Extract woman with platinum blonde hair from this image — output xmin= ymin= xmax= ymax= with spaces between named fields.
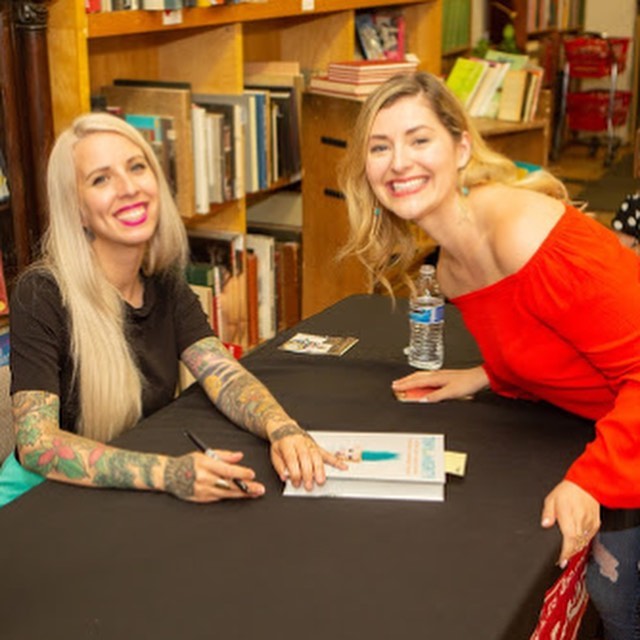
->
xmin=4 ymin=112 xmax=343 ymax=507
xmin=340 ymin=71 xmax=640 ymax=640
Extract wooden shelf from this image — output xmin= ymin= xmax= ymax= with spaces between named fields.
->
xmin=88 ymin=0 xmax=428 ymax=38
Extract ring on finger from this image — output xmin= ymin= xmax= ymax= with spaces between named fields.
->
xmin=214 ymin=478 xmax=231 ymax=490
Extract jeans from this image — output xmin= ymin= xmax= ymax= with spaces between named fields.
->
xmin=586 ymin=526 xmax=640 ymax=640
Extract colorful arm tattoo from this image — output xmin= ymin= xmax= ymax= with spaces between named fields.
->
xmin=12 ymin=390 xmax=168 ymax=492
xmin=182 ymin=337 xmax=306 ymax=440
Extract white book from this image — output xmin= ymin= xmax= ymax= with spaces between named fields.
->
xmin=190 ymin=104 xmax=209 ymax=214
xmin=205 ymin=112 xmax=224 ymax=204
xmin=245 ymin=233 xmax=276 ymax=341
xmin=284 ymin=431 xmax=446 ymax=502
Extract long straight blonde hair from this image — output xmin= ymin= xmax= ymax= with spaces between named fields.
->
xmin=40 ymin=112 xmax=189 ymax=441
xmin=339 ymin=72 xmax=568 ymax=295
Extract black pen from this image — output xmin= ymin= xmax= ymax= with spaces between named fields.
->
xmin=183 ymin=430 xmax=250 ymax=493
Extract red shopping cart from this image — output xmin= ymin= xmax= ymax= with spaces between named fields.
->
xmin=552 ymin=33 xmax=631 ymax=166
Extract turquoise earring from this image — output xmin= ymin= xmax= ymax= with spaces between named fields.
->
xmin=373 ymin=206 xmax=381 ymax=216
xmin=461 ymin=186 xmax=470 ymax=197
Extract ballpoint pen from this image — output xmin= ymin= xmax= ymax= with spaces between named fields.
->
xmin=183 ymin=430 xmax=250 ymax=493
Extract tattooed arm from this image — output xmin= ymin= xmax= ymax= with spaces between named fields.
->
xmin=11 ymin=390 xmax=263 ymax=502
xmin=181 ymin=337 xmax=346 ymax=490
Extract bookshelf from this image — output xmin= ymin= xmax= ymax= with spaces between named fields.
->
xmin=46 ymin=0 xmax=442 ymax=321
xmin=488 ymin=0 xmax=584 ymax=53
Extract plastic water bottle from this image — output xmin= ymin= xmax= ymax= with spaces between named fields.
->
xmin=408 ymin=264 xmax=444 ymax=370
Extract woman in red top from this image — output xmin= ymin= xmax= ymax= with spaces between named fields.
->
xmin=340 ymin=71 xmax=640 ymax=640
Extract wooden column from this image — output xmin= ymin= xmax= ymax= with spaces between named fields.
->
xmin=0 ymin=0 xmax=53 ymax=271
xmin=14 ymin=0 xmax=53 ymax=236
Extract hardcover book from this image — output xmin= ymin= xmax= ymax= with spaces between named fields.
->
xmin=284 ymin=431 xmax=446 ymax=501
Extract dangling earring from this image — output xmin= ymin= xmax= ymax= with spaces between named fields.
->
xmin=373 ymin=205 xmax=382 ymax=217
xmin=83 ymin=226 xmax=96 ymax=242
xmin=457 ymin=178 xmax=469 ymax=219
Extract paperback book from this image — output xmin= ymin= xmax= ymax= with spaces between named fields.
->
xmin=284 ymin=431 xmax=446 ymax=501
xmin=278 ymin=333 xmax=358 ymax=356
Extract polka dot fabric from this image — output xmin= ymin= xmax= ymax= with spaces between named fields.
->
xmin=612 ymin=193 xmax=640 ymax=239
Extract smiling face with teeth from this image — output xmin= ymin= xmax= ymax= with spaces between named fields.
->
xmin=365 ymin=94 xmax=470 ymax=229
xmin=75 ymin=131 xmax=160 ymax=263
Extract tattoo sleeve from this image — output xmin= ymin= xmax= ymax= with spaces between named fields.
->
xmin=12 ymin=390 xmax=165 ymax=492
xmin=181 ymin=336 xmax=300 ymax=440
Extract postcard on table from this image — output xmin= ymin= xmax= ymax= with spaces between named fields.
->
xmin=278 ymin=332 xmax=358 ymax=356
xmin=284 ymin=431 xmax=445 ymax=501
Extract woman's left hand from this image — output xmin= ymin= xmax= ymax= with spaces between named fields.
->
xmin=267 ymin=423 xmax=348 ymax=491
xmin=541 ymin=479 xmax=601 ymax=568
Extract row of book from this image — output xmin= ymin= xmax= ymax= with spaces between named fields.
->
xmin=445 ymin=50 xmax=544 ymax=123
xmin=183 ymin=218 xmax=302 ymax=355
xmin=100 ymin=62 xmax=303 ymax=219
xmin=526 ymin=0 xmax=583 ymax=33
xmin=441 ymin=0 xmax=472 ymax=55
xmin=86 ymin=0 xmax=261 ymax=13
xmin=308 ymin=58 xmax=420 ymax=100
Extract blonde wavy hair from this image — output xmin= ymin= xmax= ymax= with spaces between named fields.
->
xmin=38 ymin=111 xmax=189 ymax=442
xmin=339 ymin=71 xmax=568 ymax=295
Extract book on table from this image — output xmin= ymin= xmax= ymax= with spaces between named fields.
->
xmin=278 ymin=333 xmax=357 ymax=356
xmin=283 ymin=431 xmax=446 ymax=501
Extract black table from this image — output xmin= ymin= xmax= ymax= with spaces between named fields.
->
xmin=0 ymin=295 xmax=596 ymax=640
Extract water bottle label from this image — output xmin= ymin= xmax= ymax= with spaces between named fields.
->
xmin=409 ymin=303 xmax=444 ymax=324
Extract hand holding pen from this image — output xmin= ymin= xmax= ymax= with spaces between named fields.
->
xmin=184 ymin=430 xmax=264 ymax=498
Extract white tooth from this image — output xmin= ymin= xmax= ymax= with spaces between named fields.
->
xmin=392 ymin=178 xmax=423 ymax=193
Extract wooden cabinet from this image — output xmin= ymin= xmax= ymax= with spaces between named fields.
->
xmin=46 ymin=0 xmax=442 ymax=314
xmin=300 ymin=94 xmax=369 ymax=318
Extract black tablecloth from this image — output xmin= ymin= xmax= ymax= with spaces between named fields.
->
xmin=0 ymin=295 xmax=595 ymax=640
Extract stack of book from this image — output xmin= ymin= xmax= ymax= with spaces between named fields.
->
xmin=308 ymin=59 xmax=419 ymax=99
xmin=445 ymin=50 xmax=544 ymax=123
